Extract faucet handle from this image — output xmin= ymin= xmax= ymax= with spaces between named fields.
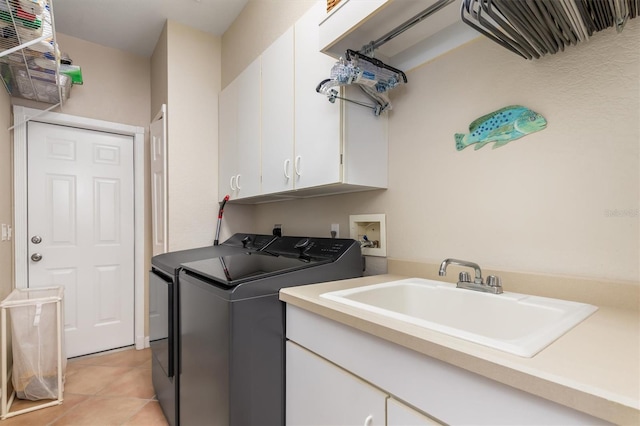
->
xmin=459 ymin=271 xmax=471 ymax=283
xmin=486 ymin=275 xmax=502 ymax=288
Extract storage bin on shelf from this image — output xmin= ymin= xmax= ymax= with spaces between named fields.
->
xmin=0 ymin=286 xmax=65 ymax=419
xmin=327 ymin=0 xmax=341 ymax=12
xmin=0 ymin=0 xmax=80 ymax=104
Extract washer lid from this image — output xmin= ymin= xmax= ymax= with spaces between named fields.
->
xmin=180 ymin=251 xmax=331 ymax=287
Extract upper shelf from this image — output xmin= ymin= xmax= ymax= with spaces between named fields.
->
xmin=0 ymin=0 xmax=73 ymax=104
xmin=319 ymin=0 xmax=480 ymax=71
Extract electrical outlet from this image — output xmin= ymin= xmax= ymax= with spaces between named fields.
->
xmin=330 ymin=223 xmax=339 ymax=238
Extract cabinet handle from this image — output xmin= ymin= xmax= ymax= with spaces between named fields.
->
xmin=294 ymin=156 xmax=302 ymax=177
xmin=363 ymin=415 xmax=373 ymax=426
xmin=230 ymin=175 xmax=236 ymax=191
xmin=284 ymin=159 xmax=291 ymax=179
xmin=236 ymin=174 xmax=242 ymax=189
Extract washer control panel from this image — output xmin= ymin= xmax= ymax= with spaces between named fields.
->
xmin=222 ymin=233 xmax=277 ymax=251
xmin=265 ymin=236 xmax=356 ymax=259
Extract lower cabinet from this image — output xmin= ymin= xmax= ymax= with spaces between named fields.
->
xmin=387 ymin=398 xmax=441 ymax=426
xmin=285 ymin=305 xmax=610 ymax=426
xmin=286 ymin=341 xmax=439 ymax=426
xmin=286 ymin=341 xmax=386 ymax=426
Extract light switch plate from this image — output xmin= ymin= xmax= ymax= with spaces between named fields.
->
xmin=1 ymin=224 xmax=7 ymax=241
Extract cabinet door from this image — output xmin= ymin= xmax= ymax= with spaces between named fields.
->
xmin=387 ymin=398 xmax=443 ymax=426
xmin=218 ymin=78 xmax=238 ymax=199
xmin=235 ymin=57 xmax=262 ymax=198
xmin=261 ymin=27 xmax=295 ymax=195
xmin=294 ymin=1 xmax=342 ymax=190
xmin=286 ymin=341 xmax=386 ymax=426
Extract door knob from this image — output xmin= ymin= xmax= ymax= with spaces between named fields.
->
xmin=31 ymin=235 xmax=42 ymax=244
xmin=31 ymin=253 xmax=43 ymax=262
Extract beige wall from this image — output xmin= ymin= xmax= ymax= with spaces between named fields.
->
xmin=382 ymin=26 xmax=639 ymax=281
xmin=222 ymin=7 xmax=639 ymax=282
xmin=0 ymin=87 xmax=12 ymax=301
xmin=165 ymin=21 xmax=221 ymax=250
xmin=50 ymin=34 xmax=151 ymax=127
xmin=222 ymin=0 xmax=315 ymax=88
xmin=151 ymin=23 xmax=168 ymax=120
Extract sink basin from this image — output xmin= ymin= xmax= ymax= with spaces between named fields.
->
xmin=320 ymin=278 xmax=598 ymax=357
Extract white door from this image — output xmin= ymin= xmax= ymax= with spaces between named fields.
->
xmin=27 ymin=121 xmax=135 ymax=358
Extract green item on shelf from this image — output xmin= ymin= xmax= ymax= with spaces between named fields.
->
xmin=0 ymin=10 xmax=41 ymax=29
xmin=60 ymin=64 xmax=83 ymax=85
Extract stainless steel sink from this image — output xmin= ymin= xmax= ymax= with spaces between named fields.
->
xmin=320 ymin=278 xmax=598 ymax=357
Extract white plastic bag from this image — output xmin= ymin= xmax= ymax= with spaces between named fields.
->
xmin=2 ymin=287 xmax=66 ymax=401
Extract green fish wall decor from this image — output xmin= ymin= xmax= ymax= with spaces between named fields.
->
xmin=455 ymin=105 xmax=547 ymax=151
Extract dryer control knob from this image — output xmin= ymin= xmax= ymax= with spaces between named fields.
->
xmin=294 ymin=238 xmax=310 ymax=250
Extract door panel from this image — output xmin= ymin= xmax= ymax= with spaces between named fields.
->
xmin=48 ymin=174 xmax=76 ymax=244
xmin=27 ymin=121 xmax=135 ymax=357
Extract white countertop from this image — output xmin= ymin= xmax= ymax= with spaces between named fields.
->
xmin=280 ymin=273 xmax=640 ymax=425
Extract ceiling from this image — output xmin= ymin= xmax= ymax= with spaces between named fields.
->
xmin=52 ymin=0 xmax=250 ymax=57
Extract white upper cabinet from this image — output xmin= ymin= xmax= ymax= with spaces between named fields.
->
xmin=261 ymin=27 xmax=295 ymax=195
xmin=218 ymin=77 xmax=238 ymax=199
xmin=219 ymin=1 xmax=389 ymax=203
xmin=235 ymin=57 xmax=262 ymax=199
xmin=319 ymin=0 xmax=480 ymax=71
xmin=219 ymin=57 xmax=262 ymax=200
xmin=291 ymin=1 xmax=388 ymax=196
xmin=293 ymin=1 xmax=343 ymax=191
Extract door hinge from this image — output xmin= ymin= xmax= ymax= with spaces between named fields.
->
xmin=340 ymin=154 xmax=343 ymax=165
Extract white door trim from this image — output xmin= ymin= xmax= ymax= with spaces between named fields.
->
xmin=150 ymin=104 xmax=168 ymax=256
xmin=13 ymin=106 xmax=147 ymax=351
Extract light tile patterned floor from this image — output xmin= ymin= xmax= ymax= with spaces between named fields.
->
xmin=3 ymin=347 xmax=169 ymax=426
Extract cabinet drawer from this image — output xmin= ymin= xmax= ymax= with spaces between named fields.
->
xmin=387 ymin=398 xmax=442 ymax=426
xmin=286 ymin=341 xmax=386 ymax=426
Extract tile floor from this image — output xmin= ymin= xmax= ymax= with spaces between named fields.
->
xmin=3 ymin=347 xmax=169 ymax=426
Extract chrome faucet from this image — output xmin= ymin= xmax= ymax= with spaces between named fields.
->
xmin=438 ymin=258 xmax=503 ymax=294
